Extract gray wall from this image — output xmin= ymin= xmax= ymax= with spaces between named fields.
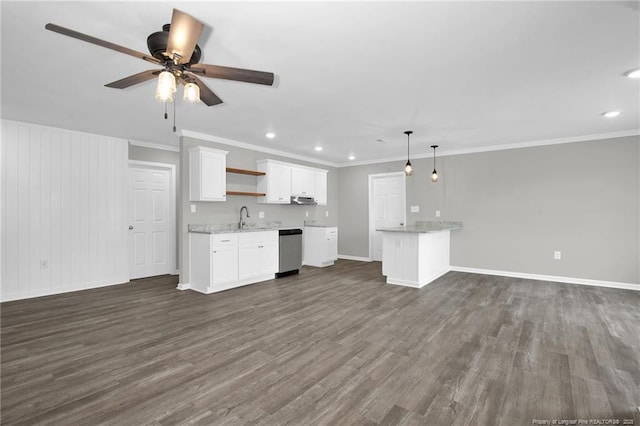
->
xmin=179 ymin=136 xmax=338 ymax=284
xmin=338 ymin=136 xmax=640 ymax=285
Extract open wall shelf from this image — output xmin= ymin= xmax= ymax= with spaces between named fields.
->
xmin=226 ymin=191 xmax=266 ymax=197
xmin=225 ymin=166 xmax=266 ymax=197
xmin=226 ymin=167 xmax=265 ymax=176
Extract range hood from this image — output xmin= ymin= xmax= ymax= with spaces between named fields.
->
xmin=290 ymin=196 xmax=317 ymax=205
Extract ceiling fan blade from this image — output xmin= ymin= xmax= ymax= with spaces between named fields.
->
xmin=165 ymin=9 xmax=203 ymax=64
xmin=186 ymin=75 xmax=223 ymax=106
xmin=105 ymin=70 xmax=160 ymax=89
xmin=45 ymin=23 xmax=161 ymax=65
xmin=189 ymin=64 xmax=274 ymax=86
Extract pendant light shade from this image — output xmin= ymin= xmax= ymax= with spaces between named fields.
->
xmin=155 ymin=70 xmax=177 ymax=102
xmin=404 ymin=130 xmax=414 ymax=176
xmin=183 ymin=82 xmax=201 ymax=103
xmin=431 ymin=145 xmax=439 ymax=182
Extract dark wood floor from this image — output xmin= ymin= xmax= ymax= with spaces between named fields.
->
xmin=1 ymin=260 xmax=639 ymax=425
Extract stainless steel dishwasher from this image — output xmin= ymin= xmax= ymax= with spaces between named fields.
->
xmin=276 ymin=228 xmax=302 ymax=277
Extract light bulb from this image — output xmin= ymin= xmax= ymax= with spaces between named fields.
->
xmin=155 ymin=71 xmax=176 ymax=102
xmin=405 ymin=161 xmax=413 ymax=176
xmin=431 ymin=170 xmax=438 ymax=182
xmin=625 ymin=69 xmax=640 ymax=79
xmin=183 ymin=82 xmax=200 ymax=103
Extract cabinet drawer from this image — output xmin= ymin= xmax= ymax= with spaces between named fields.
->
xmin=239 ymin=230 xmax=278 ymax=245
xmin=210 ymin=233 xmax=238 ymax=246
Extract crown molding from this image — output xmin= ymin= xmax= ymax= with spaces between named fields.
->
xmin=336 ymin=129 xmax=640 ymax=168
xmin=179 ymin=129 xmax=339 ymax=168
xmin=128 ymin=139 xmax=180 ymax=152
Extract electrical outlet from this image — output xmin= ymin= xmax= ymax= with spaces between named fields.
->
xmin=436 ymin=210 xmax=441 ymax=217
xmin=259 ymin=211 xmax=265 ymax=219
xmin=554 ymin=251 xmax=561 ymax=260
xmin=325 ymin=211 xmax=329 ymax=217
xmin=411 ymin=205 xmax=419 ymax=213
xmin=190 ymin=204 xmax=196 ymax=213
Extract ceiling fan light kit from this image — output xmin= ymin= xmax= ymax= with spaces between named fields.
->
xmin=183 ymin=82 xmax=200 ymax=103
xmin=155 ymin=70 xmax=177 ymax=102
xmin=45 ymin=8 xmax=275 ymax=130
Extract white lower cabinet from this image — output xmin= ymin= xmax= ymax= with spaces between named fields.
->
xmin=303 ymin=226 xmax=338 ymax=267
xmin=211 ymin=243 xmax=239 ymax=287
xmin=238 ymin=231 xmax=279 ymax=281
xmin=189 ymin=231 xmax=278 ymax=294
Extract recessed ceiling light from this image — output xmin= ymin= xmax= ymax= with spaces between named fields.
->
xmin=265 ymin=132 xmax=275 ymax=139
xmin=348 ymin=155 xmax=356 ymax=160
xmin=314 ymin=146 xmax=323 ymax=151
xmin=602 ymin=111 xmax=621 ymax=118
xmin=624 ymin=69 xmax=640 ymax=79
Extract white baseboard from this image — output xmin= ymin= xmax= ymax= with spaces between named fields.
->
xmin=0 ymin=277 xmax=131 ymax=302
xmin=337 ymin=255 xmax=373 ymax=262
xmin=176 ymin=283 xmax=191 ymax=291
xmin=450 ymin=266 xmax=639 ymax=291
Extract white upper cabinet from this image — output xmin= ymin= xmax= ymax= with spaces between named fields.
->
xmin=291 ymin=167 xmax=316 ymax=197
xmin=189 ymin=146 xmax=228 ymax=202
xmin=314 ymin=170 xmax=328 ymax=206
xmin=257 ymin=159 xmax=328 ymax=205
xmin=257 ymin=160 xmax=292 ymax=204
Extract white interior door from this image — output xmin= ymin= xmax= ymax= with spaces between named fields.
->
xmin=129 ymin=165 xmax=173 ymax=279
xmin=369 ymin=173 xmax=406 ymax=261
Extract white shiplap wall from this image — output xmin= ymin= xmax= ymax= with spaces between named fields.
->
xmin=1 ymin=120 xmax=129 ymax=301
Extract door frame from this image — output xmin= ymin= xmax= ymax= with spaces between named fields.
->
xmin=368 ymin=172 xmax=406 ymax=261
xmin=128 ymin=160 xmax=177 ymax=277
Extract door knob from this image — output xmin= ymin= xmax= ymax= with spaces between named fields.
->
xmin=128 ymin=225 xmax=134 ymax=230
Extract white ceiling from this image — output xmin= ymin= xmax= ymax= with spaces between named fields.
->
xmin=1 ymin=1 xmax=639 ymax=166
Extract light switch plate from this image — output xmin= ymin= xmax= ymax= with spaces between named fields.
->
xmin=554 ymin=251 xmax=562 ymax=260
xmin=325 ymin=211 xmax=329 ymax=217
xmin=411 ymin=205 xmax=419 ymax=213
xmin=305 ymin=211 xmax=309 ymax=217
xmin=191 ymin=204 xmax=196 ymax=213
xmin=435 ymin=210 xmax=441 ymax=217
xmin=259 ymin=211 xmax=265 ymax=219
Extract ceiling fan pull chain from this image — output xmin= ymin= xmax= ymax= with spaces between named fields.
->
xmin=173 ymin=99 xmax=177 ymax=133
xmin=164 ymin=101 xmax=168 ymax=120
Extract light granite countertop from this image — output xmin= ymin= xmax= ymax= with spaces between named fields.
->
xmin=189 ymin=222 xmax=283 ymax=234
xmin=303 ymin=220 xmax=337 ymax=228
xmin=376 ymin=221 xmax=462 ymax=233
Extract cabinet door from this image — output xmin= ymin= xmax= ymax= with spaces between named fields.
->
xmin=326 ymin=228 xmax=338 ymax=261
xmin=238 ymin=243 xmax=261 ymax=280
xmin=259 ymin=241 xmax=279 ymax=275
xmin=211 ymin=244 xmax=238 ymax=285
xmin=314 ymin=171 xmax=327 ymax=205
xmin=190 ymin=147 xmax=227 ymax=202
xmin=268 ymin=163 xmax=292 ymax=203
xmin=291 ymin=168 xmax=315 ymax=197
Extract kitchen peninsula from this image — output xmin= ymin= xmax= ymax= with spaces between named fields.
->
xmin=377 ymin=221 xmax=462 ymax=288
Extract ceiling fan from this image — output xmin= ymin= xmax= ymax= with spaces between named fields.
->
xmin=45 ymin=9 xmax=275 ymax=106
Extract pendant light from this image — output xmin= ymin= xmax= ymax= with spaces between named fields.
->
xmin=431 ymin=145 xmax=439 ymax=182
xmin=404 ymin=130 xmax=414 ymax=176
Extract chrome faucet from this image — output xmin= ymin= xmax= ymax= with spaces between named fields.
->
xmin=239 ymin=206 xmax=250 ymax=229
